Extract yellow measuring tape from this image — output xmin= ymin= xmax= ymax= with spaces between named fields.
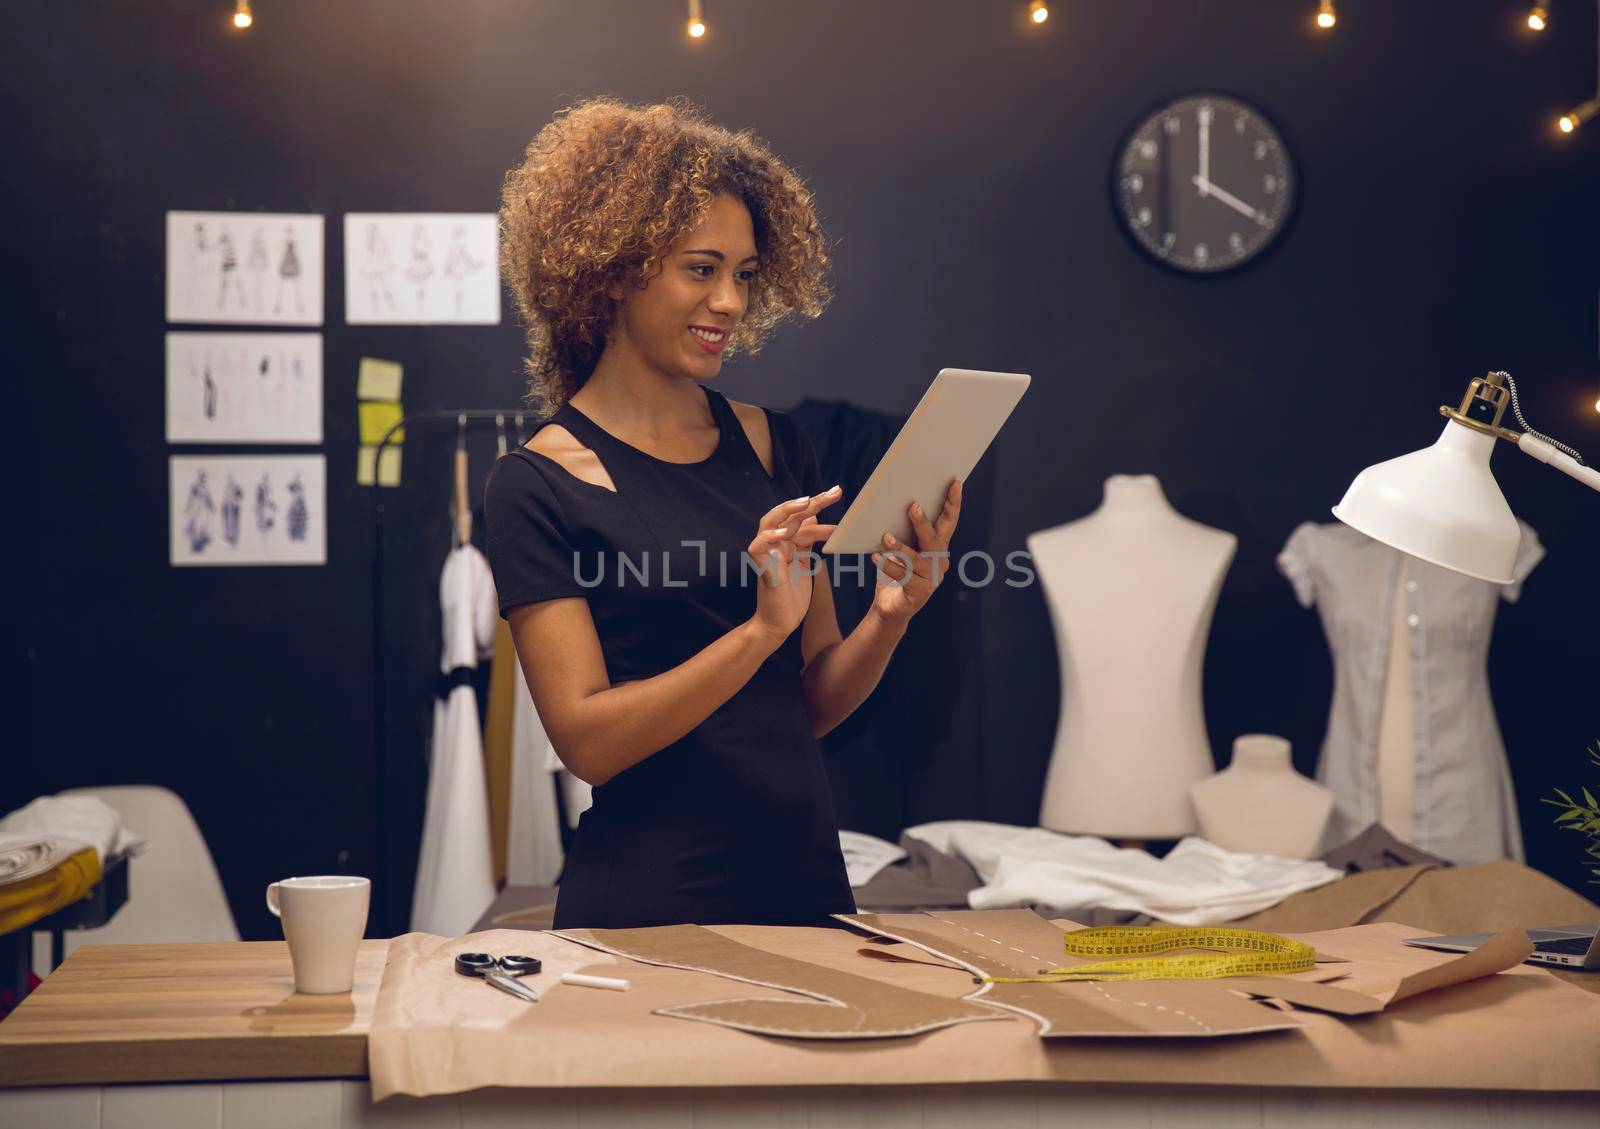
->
xmin=980 ymin=925 xmax=1315 ymax=984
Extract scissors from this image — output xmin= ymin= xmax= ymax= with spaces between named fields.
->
xmin=454 ymin=952 xmax=543 ymax=1003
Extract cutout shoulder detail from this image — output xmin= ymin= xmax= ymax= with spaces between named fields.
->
xmin=524 ymin=423 xmax=618 ymax=493
xmin=728 ymin=399 xmax=776 ymax=479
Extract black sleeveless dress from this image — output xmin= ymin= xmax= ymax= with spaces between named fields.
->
xmin=482 ymin=383 xmax=856 ymax=929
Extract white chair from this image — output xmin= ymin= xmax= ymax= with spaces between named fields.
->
xmin=32 ymin=785 xmax=238 ymax=978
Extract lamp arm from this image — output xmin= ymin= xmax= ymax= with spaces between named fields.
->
xmin=1518 ymin=433 xmax=1600 ymax=494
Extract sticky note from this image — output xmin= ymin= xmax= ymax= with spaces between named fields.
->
xmin=357 ymin=357 xmax=404 ymax=401
xmin=357 ymin=445 xmax=402 ymax=487
xmin=359 ymin=400 xmax=404 ymax=445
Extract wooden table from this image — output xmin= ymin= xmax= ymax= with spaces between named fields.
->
xmin=1 ymin=937 xmax=1596 ymax=1129
xmin=0 ymin=939 xmax=384 ymax=1087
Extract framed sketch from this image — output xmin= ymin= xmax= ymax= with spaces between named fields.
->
xmin=344 ymin=213 xmax=500 ymax=325
xmin=170 ymin=454 xmax=326 ymax=566
xmin=165 ymin=333 xmax=322 ymax=443
xmin=166 ymin=211 xmax=324 ymax=325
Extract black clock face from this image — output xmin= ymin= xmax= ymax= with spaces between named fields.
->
xmin=1113 ymin=94 xmax=1295 ymax=274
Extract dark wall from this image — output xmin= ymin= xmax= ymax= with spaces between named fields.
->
xmin=11 ymin=1 xmax=1599 ymax=939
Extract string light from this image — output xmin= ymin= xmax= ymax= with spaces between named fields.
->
xmin=1556 ymin=4 xmax=1599 ymax=136
xmin=686 ymin=0 xmax=706 ymax=40
xmin=1528 ymin=6 xmax=1549 ymax=31
xmin=1316 ymin=1 xmax=1336 ymax=30
xmin=233 ymin=0 xmax=252 ymax=29
xmin=1559 ymin=98 xmax=1598 ymax=132
xmin=1029 ymin=1 xmax=1050 ymax=24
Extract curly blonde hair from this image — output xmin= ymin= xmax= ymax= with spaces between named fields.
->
xmin=499 ymin=97 xmax=832 ymax=415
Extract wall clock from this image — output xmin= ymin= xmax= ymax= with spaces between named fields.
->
xmin=1112 ymin=93 xmax=1296 ymax=274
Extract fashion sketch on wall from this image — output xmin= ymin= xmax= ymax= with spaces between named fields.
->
xmin=343 ymin=213 xmax=500 ymax=325
xmin=165 ymin=333 xmax=323 ymax=444
xmin=170 ymin=455 xmax=326 ymax=566
xmin=165 ymin=211 xmax=325 ymax=326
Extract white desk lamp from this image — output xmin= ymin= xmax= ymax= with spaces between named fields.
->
xmin=1333 ymin=371 xmax=1600 ymax=582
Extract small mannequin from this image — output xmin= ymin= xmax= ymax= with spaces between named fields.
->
xmin=1029 ymin=474 xmax=1236 ymax=838
xmin=1191 ymin=734 xmax=1333 ymax=859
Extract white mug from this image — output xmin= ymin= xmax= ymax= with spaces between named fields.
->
xmin=265 ymin=875 xmax=370 ymax=994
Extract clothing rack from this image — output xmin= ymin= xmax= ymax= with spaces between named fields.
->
xmin=369 ymin=407 xmax=533 ymax=934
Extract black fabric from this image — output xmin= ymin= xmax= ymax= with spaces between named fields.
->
xmin=433 ymin=665 xmax=476 ymax=701
xmin=482 ymin=384 xmax=854 ymax=929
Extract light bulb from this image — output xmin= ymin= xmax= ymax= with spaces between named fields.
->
xmin=233 ymin=0 xmax=252 ymax=28
xmin=1029 ymin=1 xmax=1049 ymax=23
xmin=1527 ymin=6 xmax=1548 ymax=31
xmin=1316 ymin=1 xmax=1336 ymax=29
xmin=1593 ymin=396 xmax=1600 ymax=413
xmin=687 ymin=19 xmax=706 ymax=37
xmin=1558 ymin=99 xmax=1599 ymax=135
xmin=686 ymin=0 xmax=705 ymax=40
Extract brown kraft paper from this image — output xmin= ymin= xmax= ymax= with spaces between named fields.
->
xmin=368 ymin=914 xmax=1600 ymax=1099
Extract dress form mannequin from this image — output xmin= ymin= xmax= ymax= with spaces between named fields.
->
xmin=1375 ymin=561 xmax=1415 ymax=841
xmin=1275 ymin=520 xmax=1542 ymax=864
xmin=1191 ymin=735 xmax=1334 ymax=859
xmin=1029 ymin=475 xmax=1236 ymax=838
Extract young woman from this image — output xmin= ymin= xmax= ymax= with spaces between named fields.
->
xmin=485 ymin=98 xmax=962 ymax=929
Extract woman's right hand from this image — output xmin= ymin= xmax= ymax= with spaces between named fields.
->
xmin=746 ymin=486 xmax=842 ymax=644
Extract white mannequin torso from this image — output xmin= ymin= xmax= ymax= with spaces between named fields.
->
xmin=1191 ymin=734 xmax=1334 ymax=859
xmin=1028 ymin=475 xmax=1236 ymax=838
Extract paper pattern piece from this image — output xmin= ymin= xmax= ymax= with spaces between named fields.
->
xmin=166 ymin=211 xmax=324 ymax=325
xmin=345 ymin=213 xmax=500 ymax=324
xmin=553 ymin=923 xmax=1003 ymax=1039
xmin=841 ymin=910 xmax=1303 ymax=1039
xmin=170 ymin=454 xmax=326 ymax=566
xmin=1282 ymin=922 xmax=1535 ymax=1006
xmin=840 ymin=910 xmax=1542 ymax=1038
xmin=165 ymin=333 xmax=322 ymax=443
xmin=358 ymin=446 xmax=402 ymax=487
xmin=357 ymin=357 xmax=404 ymax=401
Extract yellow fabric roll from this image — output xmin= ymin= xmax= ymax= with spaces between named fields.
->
xmin=483 ymin=618 xmax=518 ymax=887
xmin=0 ymin=846 xmax=103 ymax=935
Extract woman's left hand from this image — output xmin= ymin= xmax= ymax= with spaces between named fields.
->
xmin=871 ymin=478 xmax=962 ymax=627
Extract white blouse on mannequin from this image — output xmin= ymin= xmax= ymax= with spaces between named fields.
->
xmin=1276 ymin=520 xmax=1543 ymax=865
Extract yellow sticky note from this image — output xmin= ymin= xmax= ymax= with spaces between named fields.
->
xmin=358 ymin=357 xmax=404 ymax=401
xmin=357 ymin=445 xmax=403 ymax=487
xmin=359 ymin=401 xmax=404 ymax=445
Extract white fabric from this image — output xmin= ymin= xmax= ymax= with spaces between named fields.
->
xmin=536 ymin=727 xmax=593 ymax=832
xmin=838 ymin=830 xmax=909 ymax=888
xmin=904 ymin=820 xmax=1342 ymax=927
xmin=411 ymin=545 xmax=498 ymax=937
xmin=0 ymin=835 xmax=79 ymax=885
xmin=0 ymin=795 xmax=148 ymax=874
xmin=559 ymin=762 xmax=593 ymax=830
xmin=506 ymin=655 xmax=563 ymax=886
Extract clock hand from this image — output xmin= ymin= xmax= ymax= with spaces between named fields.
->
xmin=1198 ymin=108 xmax=1210 ymax=196
xmin=1190 ymin=175 xmax=1257 ymax=219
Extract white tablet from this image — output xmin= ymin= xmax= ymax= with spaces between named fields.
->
xmin=821 ymin=368 xmax=1031 ymax=555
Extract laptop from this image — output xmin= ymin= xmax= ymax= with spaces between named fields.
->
xmin=1402 ymin=923 xmax=1600 ymax=970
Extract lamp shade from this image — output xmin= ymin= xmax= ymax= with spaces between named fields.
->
xmin=1332 ymin=420 xmax=1520 ymax=584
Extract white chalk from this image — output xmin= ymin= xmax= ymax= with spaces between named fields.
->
xmin=560 ymin=972 xmax=631 ymax=992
